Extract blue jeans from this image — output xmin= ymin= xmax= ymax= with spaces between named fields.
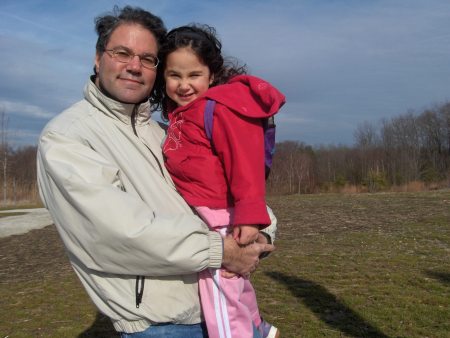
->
xmin=120 ymin=323 xmax=208 ymax=338
xmin=120 ymin=322 xmax=262 ymax=338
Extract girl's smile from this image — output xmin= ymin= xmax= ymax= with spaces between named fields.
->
xmin=164 ymin=47 xmax=213 ymax=107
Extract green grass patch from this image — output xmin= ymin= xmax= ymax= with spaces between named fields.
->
xmin=1 ymin=191 xmax=449 ymax=337
xmin=256 ymin=191 xmax=450 ymax=337
xmin=0 ymin=212 xmax=28 ymax=218
xmin=0 ymin=204 xmax=44 ymax=218
xmin=0 ymin=203 xmax=43 ymax=211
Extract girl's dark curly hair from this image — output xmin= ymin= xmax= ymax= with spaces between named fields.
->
xmin=153 ymin=24 xmax=247 ymax=120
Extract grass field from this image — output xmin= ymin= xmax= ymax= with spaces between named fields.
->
xmin=1 ymin=190 xmax=449 ymax=337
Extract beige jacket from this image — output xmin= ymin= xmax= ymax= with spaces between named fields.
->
xmin=37 ymin=79 xmax=223 ymax=333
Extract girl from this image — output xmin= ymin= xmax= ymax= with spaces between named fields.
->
xmin=157 ymin=24 xmax=285 ymax=338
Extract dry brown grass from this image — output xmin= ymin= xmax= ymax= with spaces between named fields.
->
xmin=1 ymin=190 xmax=449 ymax=337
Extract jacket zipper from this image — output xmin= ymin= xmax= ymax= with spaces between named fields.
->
xmin=131 ymin=106 xmax=163 ymax=308
xmin=135 ymin=276 xmax=145 ymax=308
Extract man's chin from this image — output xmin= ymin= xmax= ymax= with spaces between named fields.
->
xmin=119 ymin=96 xmax=148 ymax=104
xmin=103 ymin=88 xmax=148 ymax=104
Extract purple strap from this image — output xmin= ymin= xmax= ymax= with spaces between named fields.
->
xmin=204 ymin=100 xmax=216 ymax=139
xmin=264 ymin=126 xmax=276 ymax=167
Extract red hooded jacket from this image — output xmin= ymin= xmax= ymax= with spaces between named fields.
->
xmin=163 ymin=75 xmax=286 ymax=226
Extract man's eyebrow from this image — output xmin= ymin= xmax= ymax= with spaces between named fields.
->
xmin=109 ymin=45 xmax=156 ymax=56
xmin=109 ymin=45 xmax=130 ymax=51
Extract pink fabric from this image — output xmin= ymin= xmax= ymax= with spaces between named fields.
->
xmin=240 ymin=281 xmax=262 ymax=328
xmin=196 ymin=207 xmax=262 ymax=338
xmin=195 ymin=206 xmax=234 ymax=228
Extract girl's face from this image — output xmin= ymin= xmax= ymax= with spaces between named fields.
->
xmin=164 ymin=47 xmax=213 ymax=107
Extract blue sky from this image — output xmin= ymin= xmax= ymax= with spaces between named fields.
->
xmin=1 ymin=0 xmax=449 ymax=147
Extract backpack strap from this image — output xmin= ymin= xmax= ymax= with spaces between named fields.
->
xmin=204 ymin=99 xmax=216 ymax=140
xmin=263 ymin=116 xmax=276 ymax=179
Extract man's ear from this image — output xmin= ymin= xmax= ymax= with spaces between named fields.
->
xmin=94 ymin=53 xmax=101 ymax=74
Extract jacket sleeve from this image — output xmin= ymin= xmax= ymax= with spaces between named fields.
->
xmin=262 ymin=205 xmax=277 ymax=243
xmin=37 ymin=131 xmax=223 ymax=276
xmin=212 ymin=105 xmax=270 ymax=227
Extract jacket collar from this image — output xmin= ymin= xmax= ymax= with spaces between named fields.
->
xmin=84 ymin=77 xmax=152 ymax=125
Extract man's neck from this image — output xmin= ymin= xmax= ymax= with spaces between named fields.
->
xmin=91 ymin=75 xmax=148 ymax=105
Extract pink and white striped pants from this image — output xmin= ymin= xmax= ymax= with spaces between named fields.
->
xmin=196 ymin=206 xmax=262 ymax=338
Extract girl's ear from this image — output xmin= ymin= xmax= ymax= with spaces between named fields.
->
xmin=209 ymin=74 xmax=214 ymax=85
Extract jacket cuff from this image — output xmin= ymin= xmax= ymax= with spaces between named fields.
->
xmin=208 ymin=231 xmax=223 ymax=269
xmin=233 ymin=199 xmax=271 ymax=227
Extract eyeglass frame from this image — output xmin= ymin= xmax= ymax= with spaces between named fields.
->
xmin=104 ymin=48 xmax=159 ymax=69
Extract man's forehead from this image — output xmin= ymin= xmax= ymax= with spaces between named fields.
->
xmin=107 ymin=23 xmax=157 ymax=50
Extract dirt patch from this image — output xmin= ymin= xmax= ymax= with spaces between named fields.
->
xmin=267 ymin=191 xmax=450 ymax=240
xmin=1 ymin=190 xmax=449 ymax=337
xmin=4 ymin=191 xmax=446 ymax=282
xmin=0 ymin=225 xmax=72 ymax=283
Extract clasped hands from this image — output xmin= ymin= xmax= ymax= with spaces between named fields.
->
xmin=221 ymin=227 xmax=275 ymax=279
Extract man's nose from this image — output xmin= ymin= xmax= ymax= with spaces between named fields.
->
xmin=126 ymin=55 xmax=142 ymax=72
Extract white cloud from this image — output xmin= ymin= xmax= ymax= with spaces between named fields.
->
xmin=1 ymin=0 xmax=450 ymax=146
xmin=0 ymin=100 xmax=54 ymax=119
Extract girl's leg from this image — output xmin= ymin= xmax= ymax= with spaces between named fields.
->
xmin=199 ymin=268 xmax=254 ymax=338
xmin=241 ymin=279 xmax=262 ymax=327
xmin=195 ymin=207 xmax=257 ymax=338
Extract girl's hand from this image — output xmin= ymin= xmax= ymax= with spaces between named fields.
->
xmin=221 ymin=269 xmax=238 ymax=279
xmin=233 ymin=224 xmax=260 ymax=245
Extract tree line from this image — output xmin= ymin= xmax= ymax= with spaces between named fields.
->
xmin=268 ymin=101 xmax=450 ymax=194
xmin=0 ymin=110 xmax=39 ymax=205
xmin=1 ymin=143 xmax=38 ymax=205
xmin=1 ymin=101 xmax=449 ymax=205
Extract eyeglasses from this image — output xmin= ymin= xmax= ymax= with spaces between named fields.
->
xmin=105 ymin=48 xmax=159 ymax=69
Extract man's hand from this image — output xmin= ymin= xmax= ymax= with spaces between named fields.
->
xmin=222 ymin=234 xmax=275 ymax=276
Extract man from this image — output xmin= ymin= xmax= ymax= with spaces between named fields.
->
xmin=37 ymin=6 xmax=274 ymax=337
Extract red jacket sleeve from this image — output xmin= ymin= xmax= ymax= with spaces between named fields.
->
xmin=212 ymin=104 xmax=270 ymax=227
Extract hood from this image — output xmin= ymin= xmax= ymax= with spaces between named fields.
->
xmin=205 ymin=75 xmax=286 ymax=118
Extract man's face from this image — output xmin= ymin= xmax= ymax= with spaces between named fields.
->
xmin=95 ymin=24 xmax=158 ymax=104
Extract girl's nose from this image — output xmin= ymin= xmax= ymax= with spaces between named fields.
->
xmin=178 ymin=80 xmax=190 ymax=91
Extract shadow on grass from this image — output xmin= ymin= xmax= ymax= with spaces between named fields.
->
xmin=424 ymin=270 xmax=450 ymax=285
xmin=78 ymin=312 xmax=119 ymax=337
xmin=266 ymin=271 xmax=390 ymax=338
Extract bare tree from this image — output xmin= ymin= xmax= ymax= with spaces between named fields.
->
xmin=0 ymin=108 xmax=10 ymax=205
xmin=354 ymin=121 xmax=382 ymax=185
xmin=268 ymin=141 xmax=316 ymax=194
